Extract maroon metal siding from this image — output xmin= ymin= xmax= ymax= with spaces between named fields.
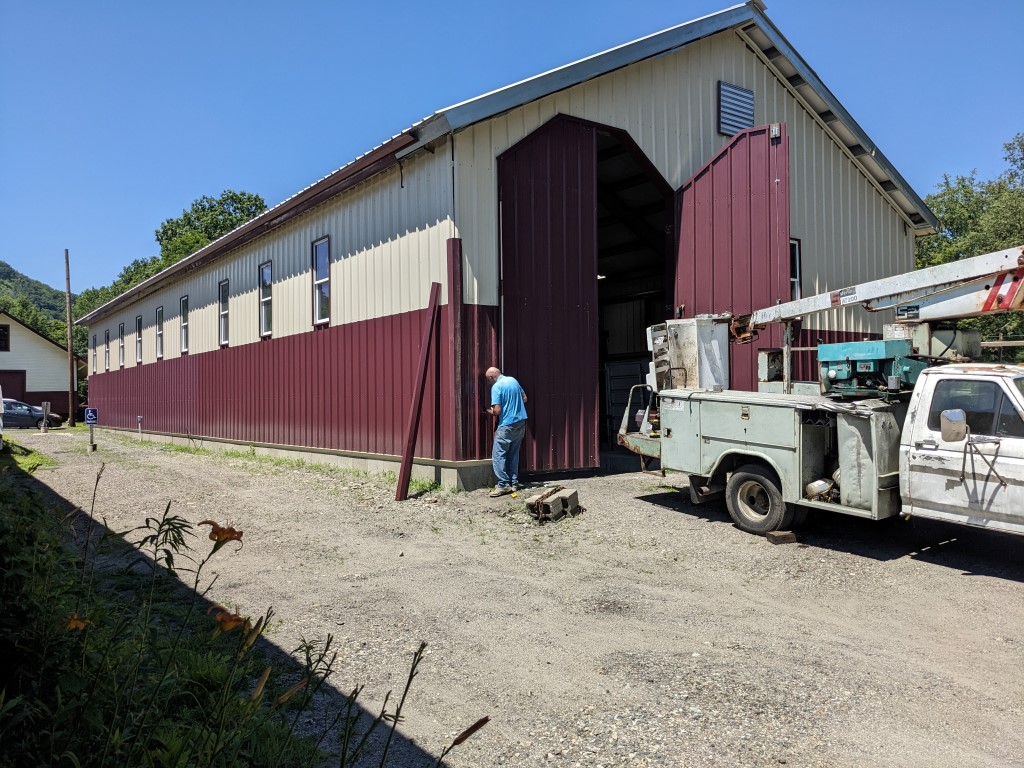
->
xmin=447 ymin=237 xmax=501 ymax=463
xmin=23 ymin=391 xmax=79 ymax=416
xmin=88 ymin=306 xmax=453 ymax=460
xmin=460 ymin=305 xmax=500 ymax=462
xmin=676 ymin=124 xmax=791 ymax=391
xmin=0 ymin=370 xmax=26 ymax=400
xmin=498 ymin=115 xmax=600 ymax=472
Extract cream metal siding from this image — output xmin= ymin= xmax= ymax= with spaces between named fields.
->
xmin=2 ymin=321 xmax=69 ymax=390
xmin=87 ymin=146 xmax=454 ymax=365
xmin=454 ymin=30 xmax=917 ymax=330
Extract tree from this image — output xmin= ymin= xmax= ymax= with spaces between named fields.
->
xmin=915 ymin=133 xmax=1024 ymax=349
xmin=155 ymin=190 xmax=267 ymax=266
xmin=72 ymin=188 xmax=267 ymax=323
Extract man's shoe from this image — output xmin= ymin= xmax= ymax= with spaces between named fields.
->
xmin=489 ymin=485 xmax=512 ymax=497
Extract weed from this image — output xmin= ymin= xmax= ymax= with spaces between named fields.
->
xmin=0 ymin=442 xmax=488 ymax=767
xmin=160 ymin=443 xmax=213 ymax=456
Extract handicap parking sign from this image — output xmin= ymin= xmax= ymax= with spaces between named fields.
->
xmin=85 ymin=408 xmax=98 ymax=425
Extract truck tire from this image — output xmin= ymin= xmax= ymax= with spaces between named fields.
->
xmin=725 ymin=464 xmax=792 ymax=534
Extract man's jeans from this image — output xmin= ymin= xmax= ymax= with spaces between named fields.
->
xmin=493 ymin=419 xmax=527 ymax=488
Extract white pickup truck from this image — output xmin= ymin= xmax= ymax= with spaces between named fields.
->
xmin=633 ymin=363 xmax=1024 ymax=537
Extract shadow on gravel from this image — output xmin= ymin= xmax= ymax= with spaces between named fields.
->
xmin=637 ymin=489 xmax=1024 ymax=583
xmin=7 ymin=457 xmax=455 ymax=768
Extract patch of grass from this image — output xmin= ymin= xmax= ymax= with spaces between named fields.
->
xmin=159 ymin=442 xmax=213 ymax=456
xmin=410 ymin=478 xmax=441 ymax=495
xmin=0 ymin=437 xmax=57 ymax=473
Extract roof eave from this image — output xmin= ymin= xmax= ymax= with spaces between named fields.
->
xmin=436 ymin=3 xmax=756 ymax=132
xmin=78 ymin=132 xmax=417 ymax=326
xmin=744 ymin=7 xmax=938 ymax=234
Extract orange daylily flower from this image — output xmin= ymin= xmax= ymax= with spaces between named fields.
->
xmin=207 ymin=604 xmax=252 ymax=635
xmin=275 ymin=677 xmax=309 ymax=706
xmin=198 ymin=520 xmax=244 ymax=552
xmin=65 ymin=611 xmax=93 ymax=631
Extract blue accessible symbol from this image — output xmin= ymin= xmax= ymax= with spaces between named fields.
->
xmin=85 ymin=408 xmax=98 ymax=425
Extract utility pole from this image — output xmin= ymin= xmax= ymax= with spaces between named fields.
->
xmin=65 ymin=248 xmax=76 ymax=427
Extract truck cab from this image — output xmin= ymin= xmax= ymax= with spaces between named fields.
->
xmin=900 ymin=364 xmax=1024 ymax=536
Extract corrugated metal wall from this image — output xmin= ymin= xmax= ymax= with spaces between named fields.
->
xmin=454 ymin=30 xmax=916 ymax=321
xmin=89 ymin=306 xmax=453 ymax=459
xmin=88 ymin=145 xmax=455 ymax=368
xmin=498 ymin=116 xmax=600 ymax=472
xmin=676 ymin=124 xmax=790 ymax=391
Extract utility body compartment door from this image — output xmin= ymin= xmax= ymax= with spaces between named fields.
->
xmin=901 ymin=374 xmax=1024 ymax=535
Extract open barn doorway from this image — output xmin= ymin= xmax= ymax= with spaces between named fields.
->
xmin=498 ymin=115 xmax=672 ymax=473
xmin=594 ymin=128 xmax=674 ymax=456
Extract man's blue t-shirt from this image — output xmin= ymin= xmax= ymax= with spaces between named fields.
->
xmin=491 ymin=375 xmax=527 ymax=427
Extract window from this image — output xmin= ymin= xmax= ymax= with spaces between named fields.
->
xmin=0 ymin=324 xmax=9 ymax=352
xmin=927 ymin=379 xmax=1024 ymax=438
xmin=718 ymin=80 xmax=754 ymax=136
xmin=312 ymin=237 xmax=330 ymax=325
xmin=790 ymin=239 xmax=802 ymax=301
xmin=118 ymin=323 xmax=125 ymax=367
xmin=135 ymin=315 xmax=143 ymax=363
xmin=156 ymin=307 xmax=164 ymax=359
xmin=259 ymin=261 xmax=273 ymax=337
xmin=180 ymin=296 xmax=189 ymax=353
xmin=92 ymin=334 xmax=97 ymax=373
xmin=104 ymin=330 xmax=110 ymax=371
xmin=218 ymin=280 xmax=230 ymax=345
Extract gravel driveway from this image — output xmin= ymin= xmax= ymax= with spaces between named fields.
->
xmin=14 ymin=427 xmax=1024 ymax=767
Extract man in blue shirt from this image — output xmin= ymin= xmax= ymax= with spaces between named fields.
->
xmin=484 ymin=366 xmax=528 ymax=497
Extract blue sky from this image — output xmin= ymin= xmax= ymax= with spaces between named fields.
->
xmin=1 ymin=0 xmax=1022 ymax=293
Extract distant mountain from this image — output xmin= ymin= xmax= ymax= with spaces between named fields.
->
xmin=0 ymin=261 xmax=71 ymax=321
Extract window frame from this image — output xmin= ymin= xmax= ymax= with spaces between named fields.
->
xmin=92 ymin=334 xmax=97 ymax=374
xmin=312 ymin=237 xmax=331 ymax=326
xmin=218 ymin=279 xmax=230 ymax=346
xmin=790 ymin=239 xmax=802 ymax=302
xmin=180 ymin=296 xmax=189 ymax=354
xmin=925 ymin=378 xmax=1024 ymax=438
xmin=259 ymin=260 xmax=273 ymax=338
xmin=0 ymin=324 xmax=9 ymax=352
xmin=104 ymin=329 xmax=110 ymax=371
xmin=155 ymin=306 xmax=164 ymax=359
xmin=118 ymin=322 xmax=125 ymax=368
xmin=135 ymin=315 xmax=143 ymax=364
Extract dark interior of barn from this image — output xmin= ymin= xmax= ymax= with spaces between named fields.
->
xmin=594 ymin=129 xmax=673 ymax=450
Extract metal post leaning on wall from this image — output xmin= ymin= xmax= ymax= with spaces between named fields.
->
xmin=396 ymin=282 xmax=441 ymax=501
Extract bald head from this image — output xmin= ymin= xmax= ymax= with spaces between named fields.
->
xmin=485 ymin=367 xmax=501 ymax=383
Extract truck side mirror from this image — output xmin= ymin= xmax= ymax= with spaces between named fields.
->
xmin=940 ymin=409 xmax=968 ymax=443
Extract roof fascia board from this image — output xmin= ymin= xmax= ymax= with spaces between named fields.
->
xmin=438 ymin=3 xmax=756 ymax=132
xmin=747 ymin=7 xmax=939 ymax=232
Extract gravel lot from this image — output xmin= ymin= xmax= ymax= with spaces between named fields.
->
xmin=13 ymin=427 xmax=1024 ymax=767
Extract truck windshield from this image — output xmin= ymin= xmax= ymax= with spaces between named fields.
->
xmin=1016 ymin=378 xmax=1024 ymax=400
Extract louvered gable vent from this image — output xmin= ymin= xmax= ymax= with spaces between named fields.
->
xmin=717 ymin=81 xmax=754 ymax=136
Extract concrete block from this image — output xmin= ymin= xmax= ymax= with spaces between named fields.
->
xmin=542 ymin=489 xmax=580 ymax=522
xmin=766 ymin=530 xmax=797 ymax=545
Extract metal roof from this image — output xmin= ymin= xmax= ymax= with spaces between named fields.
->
xmin=80 ymin=0 xmax=937 ymax=326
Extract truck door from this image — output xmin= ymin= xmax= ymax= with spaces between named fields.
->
xmin=903 ymin=376 xmax=1024 ymax=535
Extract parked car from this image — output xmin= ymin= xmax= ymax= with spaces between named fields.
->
xmin=2 ymin=398 xmax=65 ymax=429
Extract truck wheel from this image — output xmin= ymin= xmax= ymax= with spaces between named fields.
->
xmin=725 ymin=465 xmax=792 ymax=534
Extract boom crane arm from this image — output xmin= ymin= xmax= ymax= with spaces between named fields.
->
xmin=730 ymin=245 xmax=1024 ymax=343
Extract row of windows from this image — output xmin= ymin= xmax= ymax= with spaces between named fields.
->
xmin=92 ymin=238 xmax=332 ymax=373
